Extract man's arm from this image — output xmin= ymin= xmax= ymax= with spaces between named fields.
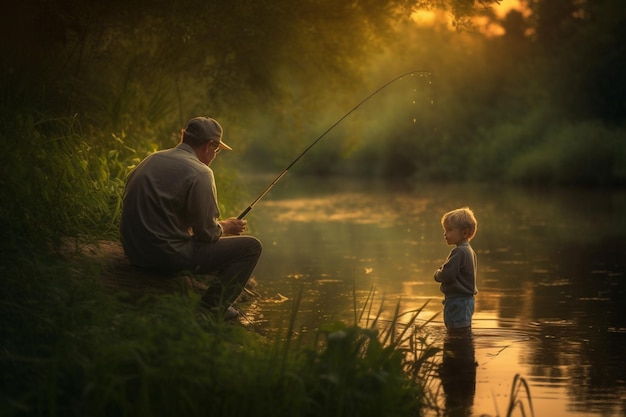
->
xmin=187 ymin=171 xmax=222 ymax=242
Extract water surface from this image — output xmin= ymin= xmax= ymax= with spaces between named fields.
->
xmin=237 ymin=176 xmax=626 ymax=417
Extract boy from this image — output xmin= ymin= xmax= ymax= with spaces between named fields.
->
xmin=434 ymin=207 xmax=478 ymax=331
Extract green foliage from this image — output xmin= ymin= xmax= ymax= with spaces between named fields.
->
xmin=524 ymin=0 xmax=626 ymax=123
xmin=0 ymin=256 xmax=439 ymax=417
xmin=0 ymin=115 xmax=117 ymax=258
xmin=5 ymin=0 xmax=623 ymax=189
xmin=471 ymin=117 xmax=626 ymax=186
xmin=303 ymin=324 xmax=420 ymax=416
xmin=505 ymin=121 xmax=626 ymax=185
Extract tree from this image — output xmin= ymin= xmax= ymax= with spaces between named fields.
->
xmin=1 ymin=0 xmax=499 ymax=120
xmin=522 ymin=0 xmax=626 ymax=124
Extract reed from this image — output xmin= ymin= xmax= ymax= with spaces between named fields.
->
xmin=505 ymin=374 xmax=535 ymax=417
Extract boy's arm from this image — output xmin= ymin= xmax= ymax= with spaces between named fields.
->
xmin=434 ymin=247 xmax=462 ymax=283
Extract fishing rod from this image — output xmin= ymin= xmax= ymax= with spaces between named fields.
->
xmin=237 ymin=69 xmax=431 ymax=220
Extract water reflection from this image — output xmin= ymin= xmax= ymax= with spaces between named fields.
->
xmin=439 ymin=328 xmax=476 ymax=417
xmin=240 ymin=176 xmax=626 ymax=417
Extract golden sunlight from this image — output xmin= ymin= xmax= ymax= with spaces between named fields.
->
xmin=492 ymin=0 xmax=526 ymax=18
xmin=410 ymin=9 xmax=437 ymax=25
xmin=411 ymin=0 xmax=530 ymax=36
xmin=410 ymin=8 xmax=454 ymax=30
xmin=480 ymin=0 xmax=531 ymax=37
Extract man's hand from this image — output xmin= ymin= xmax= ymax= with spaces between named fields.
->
xmin=220 ymin=218 xmax=248 ymax=235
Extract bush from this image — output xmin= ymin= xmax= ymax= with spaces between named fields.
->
xmin=0 ymin=115 xmax=118 ymax=259
xmin=505 ymin=120 xmax=626 ymax=186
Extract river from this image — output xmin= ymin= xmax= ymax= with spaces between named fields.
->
xmin=235 ymin=175 xmax=626 ymax=417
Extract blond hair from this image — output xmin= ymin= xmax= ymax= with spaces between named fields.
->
xmin=441 ymin=207 xmax=478 ymax=240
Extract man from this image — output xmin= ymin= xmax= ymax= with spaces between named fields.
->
xmin=120 ymin=117 xmax=262 ymax=317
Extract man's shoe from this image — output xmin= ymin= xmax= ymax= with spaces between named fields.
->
xmin=224 ymin=306 xmax=241 ymax=321
xmin=199 ymin=299 xmax=241 ymax=320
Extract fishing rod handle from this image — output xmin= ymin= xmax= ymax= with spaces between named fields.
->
xmin=238 ymin=206 xmax=252 ymax=220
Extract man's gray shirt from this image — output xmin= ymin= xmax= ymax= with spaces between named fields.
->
xmin=120 ymin=143 xmax=222 ymax=268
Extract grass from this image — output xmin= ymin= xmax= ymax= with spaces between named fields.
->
xmin=504 ymin=374 xmax=535 ymax=417
xmin=0 ymin=251 xmax=446 ymax=417
xmin=1 ymin=251 xmax=536 ymax=417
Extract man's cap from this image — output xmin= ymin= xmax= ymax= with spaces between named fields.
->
xmin=184 ymin=117 xmax=232 ymax=151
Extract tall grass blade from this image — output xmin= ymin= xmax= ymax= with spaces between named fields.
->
xmin=506 ymin=374 xmax=535 ymax=417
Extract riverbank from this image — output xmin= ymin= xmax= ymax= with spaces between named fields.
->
xmin=0 ymin=245 xmax=438 ymax=417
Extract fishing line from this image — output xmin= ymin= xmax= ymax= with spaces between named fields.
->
xmin=238 ymin=69 xmax=432 ymax=219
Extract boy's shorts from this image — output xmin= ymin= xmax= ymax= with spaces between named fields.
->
xmin=443 ymin=297 xmax=475 ymax=329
